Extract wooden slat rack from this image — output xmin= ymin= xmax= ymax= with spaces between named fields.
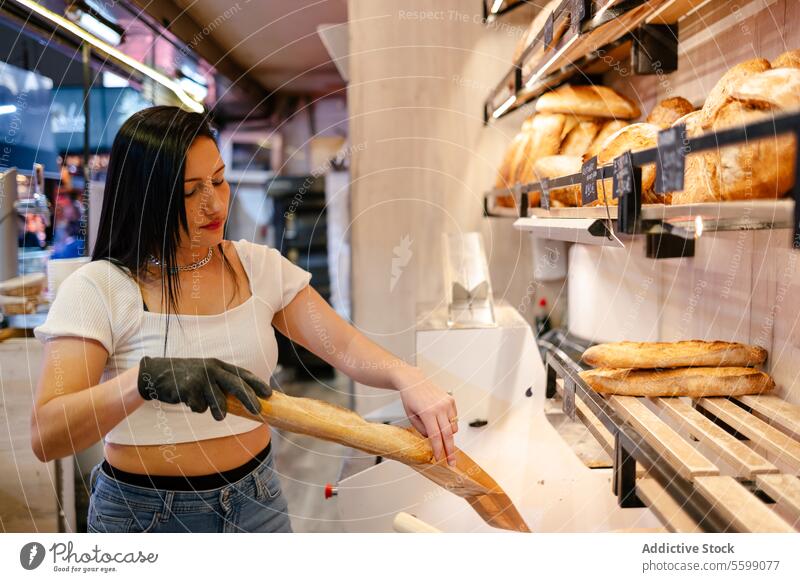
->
xmin=544 ymin=348 xmax=800 ymax=532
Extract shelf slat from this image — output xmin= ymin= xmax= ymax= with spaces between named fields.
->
xmin=756 ymin=474 xmax=800 ymax=526
xmin=608 ymin=395 xmax=720 ymax=480
xmin=636 ymin=477 xmax=702 ymax=533
xmin=694 ymin=475 xmax=795 ymax=533
xmin=655 ymin=398 xmax=778 ymax=480
xmin=737 ymin=395 xmax=800 ymax=441
xmin=697 ymin=398 xmax=800 ymax=473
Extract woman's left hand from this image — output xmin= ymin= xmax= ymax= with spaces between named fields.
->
xmin=394 ymin=367 xmax=459 ymax=466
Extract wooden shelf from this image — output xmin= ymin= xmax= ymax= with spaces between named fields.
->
xmin=544 ymin=348 xmax=800 ymax=532
xmin=485 ymin=0 xmax=705 ymax=122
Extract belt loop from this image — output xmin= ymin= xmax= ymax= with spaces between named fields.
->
xmin=162 ymin=490 xmax=174 ymax=518
xmin=253 ymin=469 xmax=266 ymax=501
xmin=219 ymin=487 xmax=232 ymax=513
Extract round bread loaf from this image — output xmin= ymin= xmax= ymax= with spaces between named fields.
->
xmin=646 ymin=96 xmax=695 ymax=129
xmin=535 ymin=85 xmax=641 ymax=119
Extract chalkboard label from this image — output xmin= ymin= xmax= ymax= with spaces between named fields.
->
xmin=540 ymin=178 xmax=551 ymax=210
xmin=581 ymin=156 xmax=598 ymax=206
xmin=655 ymin=123 xmax=687 ymax=194
xmin=571 ymin=0 xmax=586 ymax=35
xmin=543 ymin=12 xmax=554 ymax=48
xmin=613 ymin=151 xmax=634 ymax=200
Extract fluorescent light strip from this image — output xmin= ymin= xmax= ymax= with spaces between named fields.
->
xmin=0 ymin=105 xmax=18 ymax=115
xmin=492 ymin=95 xmax=516 ymax=119
xmin=12 ymin=0 xmax=203 ymax=113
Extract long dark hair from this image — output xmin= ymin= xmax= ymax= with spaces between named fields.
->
xmin=92 ymin=105 xmax=238 ymax=353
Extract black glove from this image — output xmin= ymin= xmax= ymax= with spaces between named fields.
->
xmin=137 ymin=356 xmax=271 ymax=421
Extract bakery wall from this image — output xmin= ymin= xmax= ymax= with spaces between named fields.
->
xmin=578 ymin=0 xmax=800 ymax=405
xmin=347 ymin=1 xmax=563 ymax=414
xmin=346 ymin=0 xmax=800 ymax=413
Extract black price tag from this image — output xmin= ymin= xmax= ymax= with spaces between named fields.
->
xmin=581 ymin=156 xmax=598 ymax=206
xmin=540 ymin=178 xmax=551 ymax=210
xmin=543 ymin=12 xmax=554 ymax=48
xmin=613 ymin=151 xmax=634 ymax=200
xmin=571 ymin=0 xmax=586 ymax=35
xmin=655 ymin=123 xmax=687 ymax=194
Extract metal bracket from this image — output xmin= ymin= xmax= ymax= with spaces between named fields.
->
xmin=631 ymin=23 xmax=679 ymax=75
xmin=613 ymin=430 xmax=645 ymax=508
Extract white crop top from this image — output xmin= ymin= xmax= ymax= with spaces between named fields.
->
xmin=33 ymin=239 xmax=312 ymax=446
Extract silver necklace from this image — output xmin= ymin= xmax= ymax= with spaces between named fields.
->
xmin=148 ymin=247 xmax=213 ymax=273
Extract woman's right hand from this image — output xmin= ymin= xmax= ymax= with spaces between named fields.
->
xmin=137 ymin=356 xmax=271 ymax=421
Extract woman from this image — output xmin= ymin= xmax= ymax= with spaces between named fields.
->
xmin=30 ymin=106 xmax=458 ymax=533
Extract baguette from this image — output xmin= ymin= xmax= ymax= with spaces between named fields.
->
xmin=536 ymin=85 xmax=641 ymax=119
xmin=646 ymin=96 xmax=695 ymax=129
xmin=579 ymin=367 xmax=775 ymax=398
xmin=582 ymin=340 xmax=767 ymax=369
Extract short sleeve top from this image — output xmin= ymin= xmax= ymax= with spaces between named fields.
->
xmin=33 ymin=239 xmax=312 ymax=446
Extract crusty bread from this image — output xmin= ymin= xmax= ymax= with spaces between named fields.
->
xmin=593 ymin=123 xmax=662 ymax=205
xmin=532 ymin=155 xmax=582 ymax=206
xmin=536 ymin=85 xmax=641 ymax=119
xmin=585 ymin=119 xmax=629 ymax=159
xmin=515 ymin=113 xmax=567 ymax=206
xmin=700 ymin=57 xmax=771 ymax=128
xmin=646 ymin=96 xmax=695 ymax=129
xmin=772 ymin=49 xmax=800 ymax=70
xmin=669 ymin=110 xmax=721 ymax=204
xmin=579 ymin=367 xmax=775 ymax=398
xmin=495 ymin=117 xmax=533 ymax=189
xmin=712 ymin=100 xmax=796 ymax=200
xmin=732 ymin=67 xmax=800 ymax=109
xmin=513 ymin=0 xmax=559 ymax=64
xmin=560 ymin=119 xmax=603 ymax=156
xmin=582 ymin=340 xmax=768 ymax=369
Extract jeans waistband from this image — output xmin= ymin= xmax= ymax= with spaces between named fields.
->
xmin=100 ymin=440 xmax=271 ymax=492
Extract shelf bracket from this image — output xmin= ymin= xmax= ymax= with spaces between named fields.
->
xmin=631 ymin=23 xmax=679 ymax=76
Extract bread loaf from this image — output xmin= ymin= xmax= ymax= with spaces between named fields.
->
xmin=772 ymin=49 xmax=800 ymax=69
xmin=593 ymin=123 xmax=662 ymax=205
xmin=536 ymin=85 xmax=641 ymax=119
xmin=700 ymin=57 xmax=771 ymax=128
xmin=579 ymin=367 xmax=774 ymax=398
xmin=582 ymin=340 xmax=768 ymax=369
xmin=712 ymin=101 xmax=796 ymax=200
xmin=560 ymin=119 xmax=603 ymax=156
xmin=514 ymin=113 xmax=567 ymax=206
xmin=585 ymin=119 xmax=629 ymax=159
xmin=732 ymin=67 xmax=800 ymax=109
xmin=646 ymin=97 xmax=695 ymax=129
xmin=668 ymin=110 xmax=720 ymax=204
xmin=513 ymin=0 xmax=559 ymax=64
xmin=532 ymin=155 xmax=582 ymax=206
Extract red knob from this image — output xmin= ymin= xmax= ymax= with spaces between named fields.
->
xmin=324 ymin=483 xmax=336 ymax=499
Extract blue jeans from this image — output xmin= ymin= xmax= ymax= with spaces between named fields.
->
xmin=86 ymin=446 xmax=292 ymax=533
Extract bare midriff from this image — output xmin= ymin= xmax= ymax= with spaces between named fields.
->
xmin=103 ymin=424 xmax=270 ymax=476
